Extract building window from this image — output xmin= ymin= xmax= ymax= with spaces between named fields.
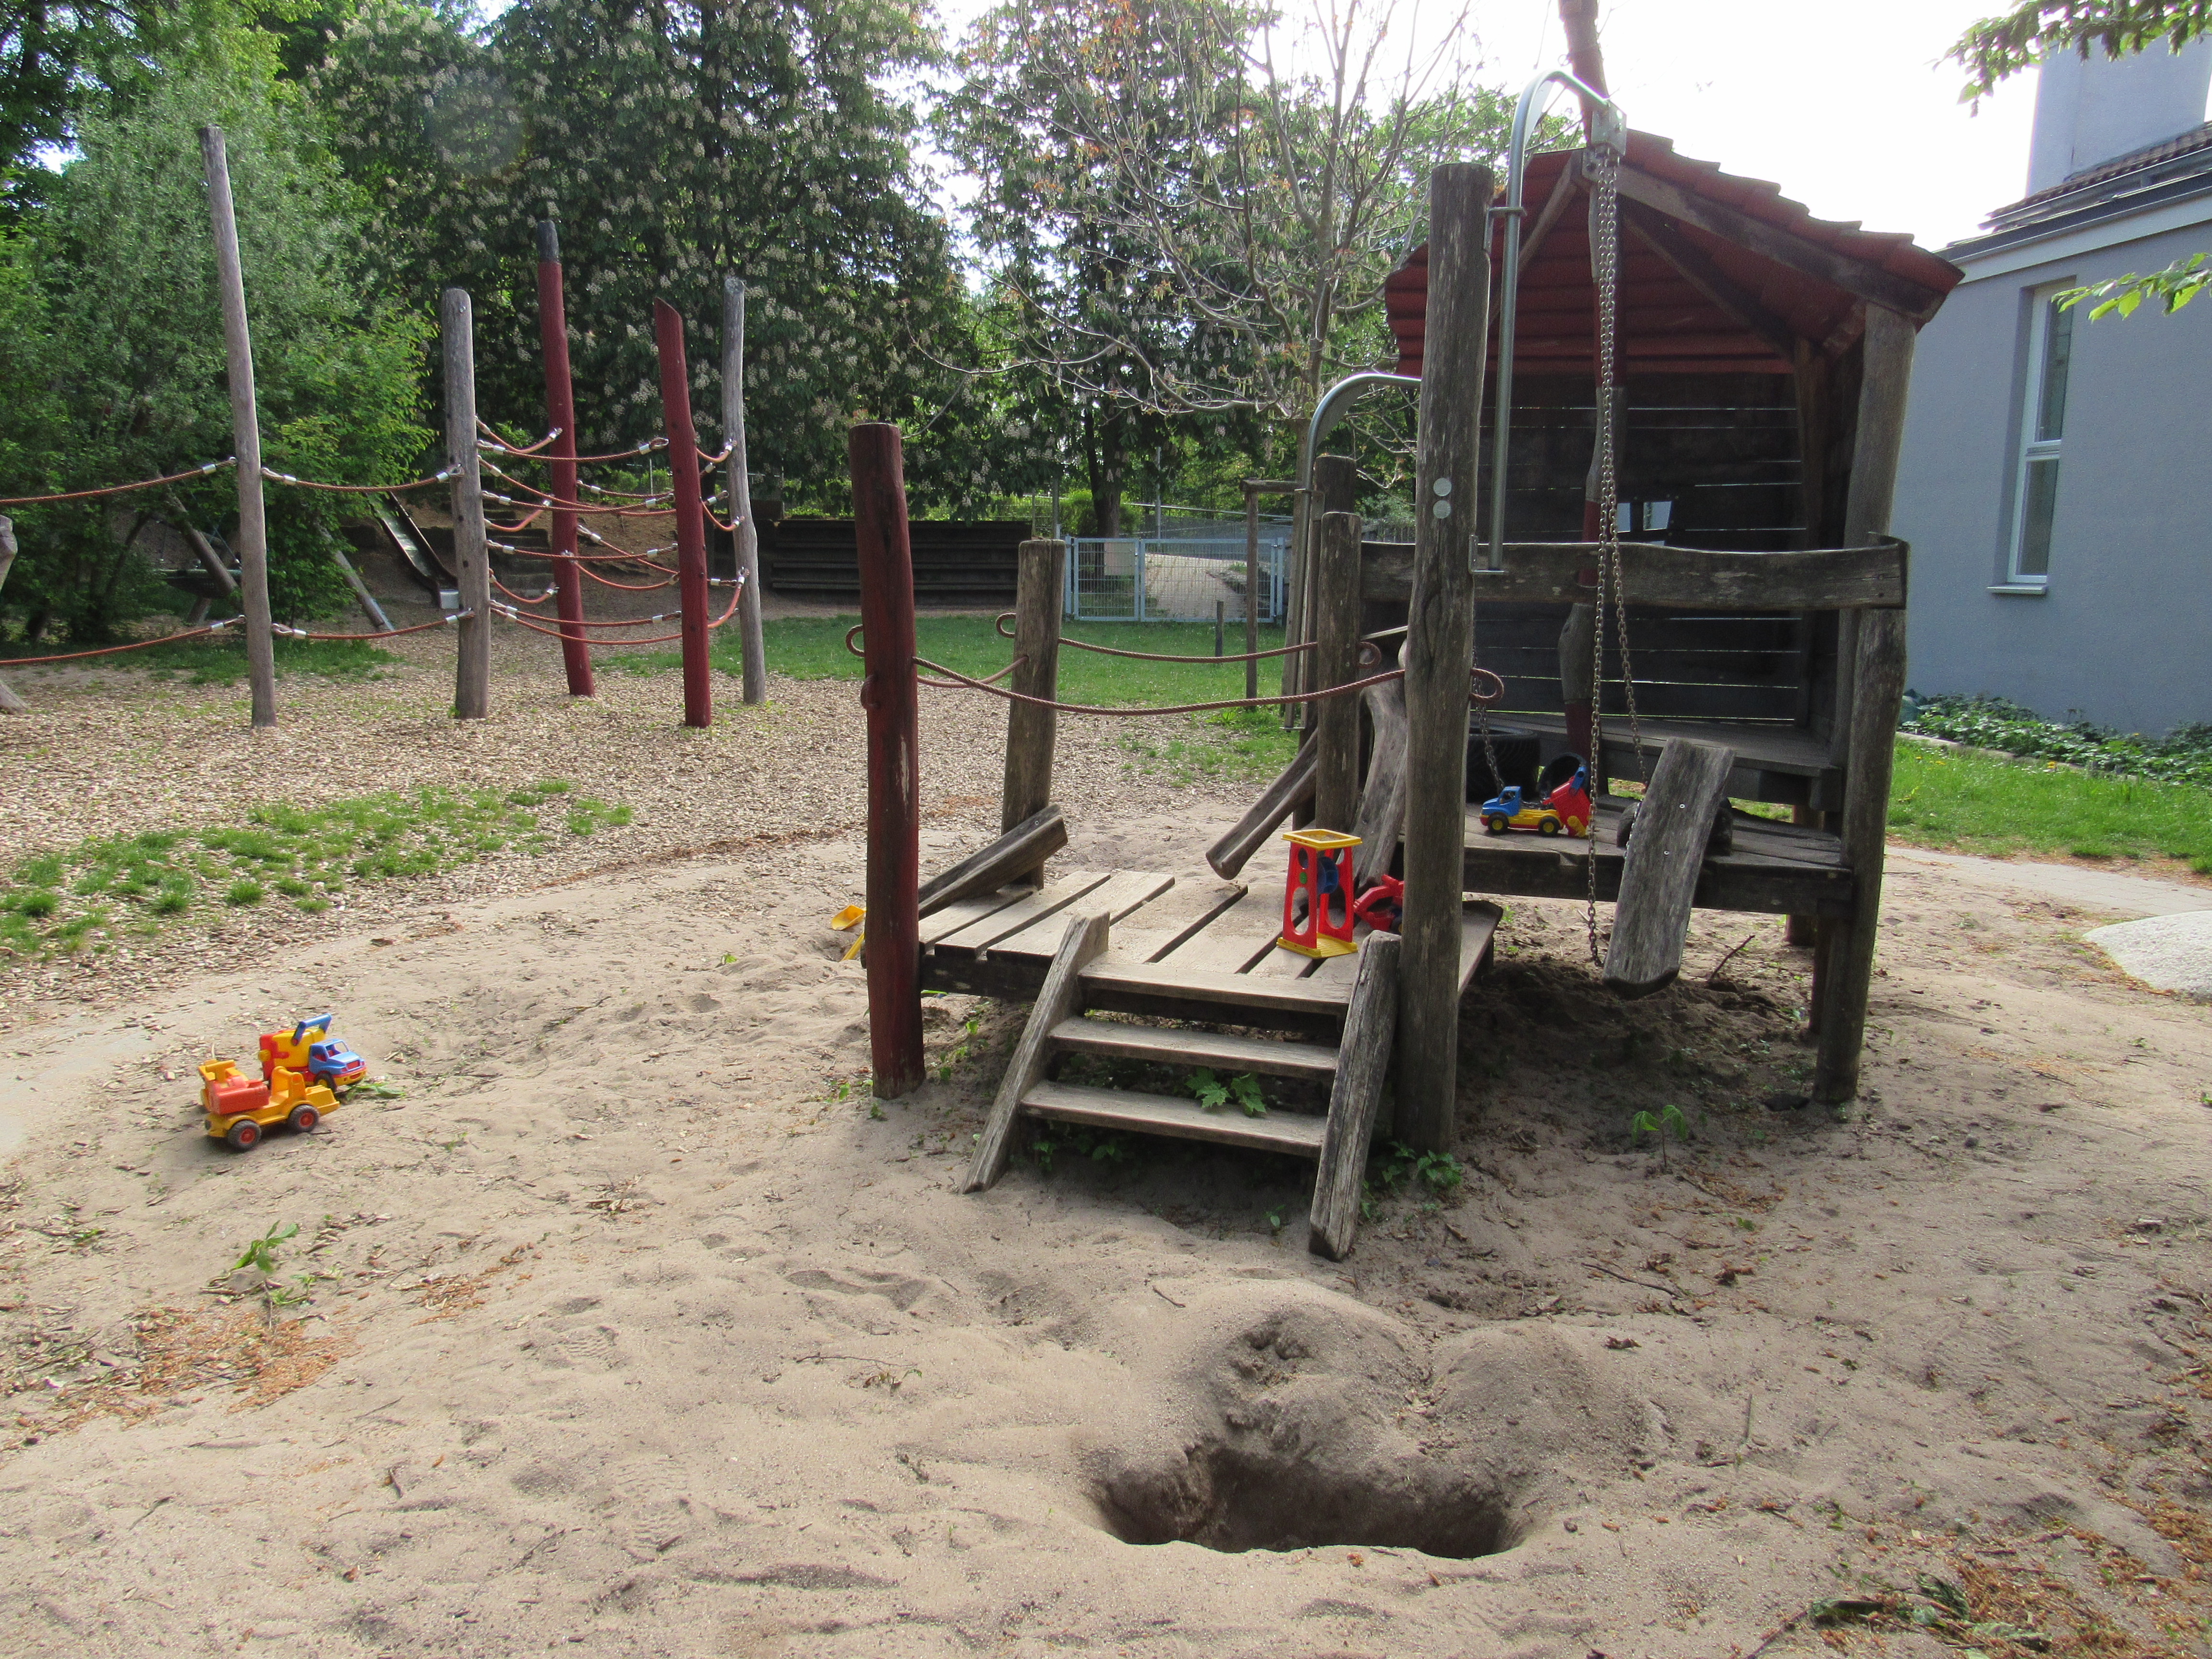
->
xmin=2008 ymin=283 xmax=2074 ymax=584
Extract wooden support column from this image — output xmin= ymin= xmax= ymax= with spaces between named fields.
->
xmin=441 ymin=289 xmax=491 ymax=721
xmin=200 ymin=126 xmax=277 ymax=729
xmin=536 ymin=222 xmax=593 ymax=697
xmin=721 ymin=277 xmax=769 ymax=704
xmin=0 ymin=517 xmax=24 ymax=713
xmin=1242 ymin=483 xmax=1261 ymax=701
xmin=1001 ymin=537 xmax=1065 ymax=885
xmin=852 ymin=422 xmax=925 ymax=1100
xmin=1313 ymin=510 xmax=1364 ymax=831
xmin=653 ymin=299 xmax=712 ymax=728
xmin=1559 ymin=602 xmax=1596 ymax=767
xmin=1814 ymin=302 xmax=1915 ymax=1101
xmin=1396 ymin=162 xmax=1492 ymax=1154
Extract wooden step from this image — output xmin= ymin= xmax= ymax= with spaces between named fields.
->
xmin=1047 ymin=1017 xmax=1339 ymax=1081
xmin=1079 ymin=956 xmax=1352 ymax=1019
xmin=1021 ymin=1081 xmax=1327 ymax=1158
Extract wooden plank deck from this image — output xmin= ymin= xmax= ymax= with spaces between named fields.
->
xmin=1495 ymin=711 xmax=1843 ymax=809
xmin=1461 ymin=797 xmax=1852 ymax=916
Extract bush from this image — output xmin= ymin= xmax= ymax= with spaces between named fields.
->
xmin=1902 ymin=693 xmax=2212 ymax=789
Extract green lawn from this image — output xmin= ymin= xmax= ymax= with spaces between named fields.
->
xmin=1889 ymin=739 xmax=2212 ymax=873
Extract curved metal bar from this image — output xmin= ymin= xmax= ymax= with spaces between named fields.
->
xmin=1303 ymin=371 xmax=1422 ymax=480
xmin=1485 ymin=69 xmax=1625 ymax=571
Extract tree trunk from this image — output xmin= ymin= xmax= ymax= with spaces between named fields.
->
xmin=1084 ymin=405 xmax=1125 ymax=537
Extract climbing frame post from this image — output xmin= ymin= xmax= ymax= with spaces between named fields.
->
xmin=441 ymin=288 xmax=491 ymax=722
xmin=1312 ymin=509 xmax=1363 ymax=832
xmin=535 ymin=221 xmax=593 ymax=697
xmin=653 ymin=298 xmax=713 ymax=729
xmin=852 ymin=422 xmax=925 ymax=1099
xmin=1001 ymin=538 xmax=1064 ymax=885
xmin=1309 ymin=931 xmax=1402 ymax=1260
xmin=1395 ymin=162 xmax=1491 ymax=1154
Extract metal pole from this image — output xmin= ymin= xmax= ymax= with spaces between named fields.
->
xmin=536 ymin=221 xmax=594 ymax=697
xmin=442 ymin=289 xmax=491 ymax=720
xmin=198 ymin=126 xmax=277 ymax=728
xmin=721 ymin=277 xmax=768 ymax=704
xmin=652 ymin=299 xmax=712 ymax=728
xmin=1485 ymin=69 xmax=1624 ymax=571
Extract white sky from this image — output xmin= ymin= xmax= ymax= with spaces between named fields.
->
xmin=924 ymin=0 xmax=2044 ymax=253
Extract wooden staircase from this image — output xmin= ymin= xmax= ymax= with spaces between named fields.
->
xmin=959 ymin=908 xmax=1423 ymax=1259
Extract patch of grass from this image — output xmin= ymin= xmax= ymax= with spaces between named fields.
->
xmin=2 ymin=630 xmax=403 ymax=685
xmin=1 ymin=778 xmax=631 ymax=959
xmin=605 ymin=614 xmax=1301 ymax=783
xmin=1890 ymin=739 xmax=2212 ymax=872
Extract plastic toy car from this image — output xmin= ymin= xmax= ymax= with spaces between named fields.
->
xmin=259 ymin=1014 xmax=366 ymax=1090
xmin=1480 ymin=758 xmax=1593 ymax=837
xmin=200 ymin=1058 xmax=340 ymax=1151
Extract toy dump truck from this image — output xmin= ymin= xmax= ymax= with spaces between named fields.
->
xmin=201 ymin=1058 xmax=339 ymax=1151
xmin=259 ymin=1013 xmax=366 ymax=1090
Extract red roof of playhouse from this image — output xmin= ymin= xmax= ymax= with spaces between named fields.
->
xmin=1384 ymin=132 xmax=1964 ymax=378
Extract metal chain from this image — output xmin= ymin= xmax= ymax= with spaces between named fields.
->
xmin=1582 ymin=140 xmax=1646 ymax=966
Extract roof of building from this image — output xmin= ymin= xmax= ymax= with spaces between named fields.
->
xmin=1384 ymin=132 xmax=1962 ymax=380
xmin=1951 ymin=121 xmax=2212 ymax=260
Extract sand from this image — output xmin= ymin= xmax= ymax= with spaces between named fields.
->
xmin=3 ymin=646 xmax=2212 ymax=1656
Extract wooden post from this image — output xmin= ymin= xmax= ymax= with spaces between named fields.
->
xmin=1242 ymin=483 xmax=1261 ymax=701
xmin=1308 ymin=931 xmax=1402 ymax=1260
xmin=1313 ymin=510 xmax=1363 ymax=831
xmin=1396 ymin=163 xmax=1492 ymax=1154
xmin=1559 ymin=602 xmax=1596 ymax=767
xmin=326 ymin=546 xmax=390 ymax=632
xmin=1815 ymin=609 xmax=1907 ymax=1102
xmin=0 ymin=516 xmax=24 ymax=713
xmin=652 ymin=299 xmax=713 ymax=728
xmin=441 ymin=288 xmax=491 ymax=721
xmin=1214 ymin=599 xmax=1225 ymax=657
xmin=536 ymin=221 xmax=593 ymax=697
xmin=721 ymin=277 xmax=769 ymax=704
xmin=1001 ymin=537 xmax=1064 ymax=885
xmin=852 ymin=421 xmax=925 ymax=1100
xmin=1815 ymin=303 xmax=1916 ymax=1102
xmin=199 ymin=126 xmax=277 ymax=729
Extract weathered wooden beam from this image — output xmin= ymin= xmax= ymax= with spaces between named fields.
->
xmin=962 ymin=909 xmax=1110 ymax=1192
xmin=721 ymin=276 xmax=768 ymax=704
xmin=326 ymin=545 xmax=391 ymax=634
xmin=1309 ymin=931 xmax=1401 ymax=1261
xmin=1815 ymin=610 xmax=1907 ymax=1101
xmin=1603 ymin=739 xmax=1737 ymax=999
xmin=1445 ymin=538 xmax=1906 ymax=610
xmin=0 ymin=516 xmax=23 ymax=713
xmin=1351 ymin=673 xmax=1408 ymax=890
xmin=538 ymin=221 xmax=594 ymax=698
xmin=1830 ymin=307 xmax=1919 ymax=770
xmin=852 ymin=421 xmax=925 ymax=1099
xmin=1397 ymin=161 xmax=1492 ymax=1154
xmin=1312 ymin=510 xmax=1364 ymax=831
xmin=441 ymin=289 xmax=491 ymax=721
xmin=1558 ymin=601 xmax=1596 ymax=772
xmin=1620 ymin=201 xmax=1801 ymax=362
xmin=1610 ymin=164 xmax=1948 ymax=323
xmin=918 ymin=805 xmax=1069 ymax=920
xmin=1207 ymin=741 xmax=1318 ymax=878
xmin=1001 ymin=539 xmax=1064 ymax=885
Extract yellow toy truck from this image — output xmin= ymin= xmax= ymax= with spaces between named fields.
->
xmin=200 ymin=1058 xmax=339 ymax=1151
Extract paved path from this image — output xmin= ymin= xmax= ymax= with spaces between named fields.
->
xmin=1888 ymin=845 xmax=2212 ymax=918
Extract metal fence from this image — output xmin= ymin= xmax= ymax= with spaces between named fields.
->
xmin=1064 ymin=534 xmax=1289 ymax=624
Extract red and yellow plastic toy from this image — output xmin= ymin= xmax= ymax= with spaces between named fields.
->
xmin=1279 ymin=828 xmax=1362 ymax=959
xmin=199 ymin=1014 xmax=363 ymax=1151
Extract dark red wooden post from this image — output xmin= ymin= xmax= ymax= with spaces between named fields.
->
xmin=652 ymin=299 xmax=712 ymax=727
xmin=851 ymin=421 xmax=924 ymax=1099
xmin=536 ymin=222 xmax=593 ymax=697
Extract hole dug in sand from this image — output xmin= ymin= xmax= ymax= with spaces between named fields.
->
xmin=1079 ymin=1283 xmax=1642 ymax=1559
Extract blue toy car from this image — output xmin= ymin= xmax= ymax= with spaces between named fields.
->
xmin=304 ymin=1037 xmax=367 ymax=1089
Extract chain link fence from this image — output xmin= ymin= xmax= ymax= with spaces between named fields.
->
xmin=1064 ymin=533 xmax=1290 ymax=623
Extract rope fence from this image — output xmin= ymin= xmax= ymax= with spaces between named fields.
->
xmin=0 ymin=457 xmax=234 ymax=507
xmin=993 ymin=610 xmax=1314 ymax=666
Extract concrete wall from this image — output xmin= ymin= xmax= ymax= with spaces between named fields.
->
xmin=1895 ymin=217 xmax=2212 ymax=734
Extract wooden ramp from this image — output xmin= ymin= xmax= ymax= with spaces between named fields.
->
xmin=934 ymin=871 xmax=1498 ymax=1259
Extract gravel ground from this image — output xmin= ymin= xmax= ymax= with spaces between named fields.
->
xmin=0 ymin=596 xmax=1262 ymax=1035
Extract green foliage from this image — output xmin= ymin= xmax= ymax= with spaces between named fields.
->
xmin=1890 ymin=739 xmax=2212 ymax=871
xmin=1948 ymin=0 xmax=2212 ymax=98
xmin=1028 ymin=1122 xmax=1136 ymax=1174
xmin=2059 ymin=251 xmax=2212 ymax=319
xmin=232 ymin=1219 xmax=299 ymax=1274
xmin=1188 ymin=1068 xmax=1265 ymax=1117
xmin=1903 ymin=692 xmax=2212 ymax=787
xmin=0 ymin=778 xmax=625 ymax=957
xmin=0 ymin=45 xmax=432 ymax=642
xmin=1630 ymin=1103 xmax=1690 ymax=1166
xmin=1367 ymin=1139 xmax=1463 ymax=1201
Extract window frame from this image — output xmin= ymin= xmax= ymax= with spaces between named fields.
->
xmin=2005 ymin=280 xmax=2075 ymax=588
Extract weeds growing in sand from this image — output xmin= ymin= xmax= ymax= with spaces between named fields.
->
xmin=232 ymin=1222 xmax=298 ymax=1275
xmin=1189 ymin=1069 xmax=1265 ymax=1117
xmin=0 ymin=780 xmax=630 ymax=960
xmin=1631 ymin=1104 xmax=1690 ymax=1167
xmin=1360 ymin=1141 xmax=1466 ymax=1219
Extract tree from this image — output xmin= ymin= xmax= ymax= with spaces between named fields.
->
xmin=1948 ymin=1 xmax=2212 ymax=319
xmin=313 ymin=0 xmax=1004 ymax=511
xmin=0 ymin=39 xmax=430 ymax=638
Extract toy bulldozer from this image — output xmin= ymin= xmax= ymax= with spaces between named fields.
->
xmin=200 ymin=1058 xmax=339 ymax=1151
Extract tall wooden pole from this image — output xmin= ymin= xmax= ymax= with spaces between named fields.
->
xmin=199 ymin=126 xmax=277 ymax=728
xmin=0 ymin=517 xmax=24 ymax=713
xmin=1395 ymin=163 xmax=1493 ymax=1154
xmin=852 ymin=422 xmax=925 ymax=1099
xmin=1002 ymin=538 xmax=1064 ymax=886
xmin=1312 ymin=510 xmax=1364 ymax=831
xmin=721 ymin=278 xmax=769 ymax=704
xmin=1558 ymin=0 xmax=1610 ymax=112
xmin=442 ymin=289 xmax=491 ymax=720
xmin=1241 ymin=483 xmax=1261 ymax=701
xmin=535 ymin=222 xmax=593 ymax=697
xmin=652 ymin=300 xmax=713 ymax=728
